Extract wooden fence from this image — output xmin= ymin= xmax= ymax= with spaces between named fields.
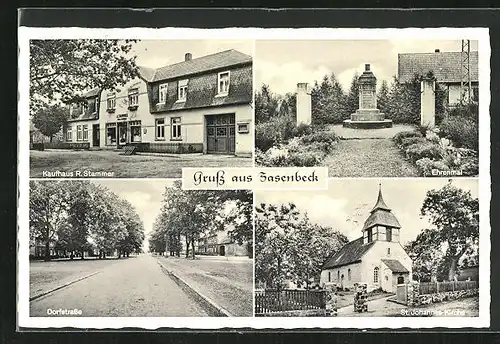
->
xmin=255 ymin=289 xmax=326 ymax=314
xmin=419 ymin=280 xmax=478 ymax=295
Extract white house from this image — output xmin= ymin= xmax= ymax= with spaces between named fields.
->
xmin=320 ymin=186 xmax=413 ymax=293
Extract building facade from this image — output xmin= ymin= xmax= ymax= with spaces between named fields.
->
xmin=398 ymin=49 xmax=479 ymax=106
xmin=320 ymin=186 xmax=413 ymax=293
xmin=63 ymin=49 xmax=253 ymax=156
xmin=197 ymin=226 xmax=249 ymax=257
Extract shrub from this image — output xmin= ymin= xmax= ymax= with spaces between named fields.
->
xmin=416 ymin=122 xmax=434 ymax=136
xmin=439 ymin=116 xmax=478 ymax=151
xmin=448 ymin=102 xmax=479 ymax=125
xmin=287 ymin=151 xmax=322 ymax=166
xmin=393 ymin=130 xmax=423 ymax=145
xmin=255 ymin=114 xmax=297 ymax=152
xmin=415 ymin=158 xmax=450 ymax=176
xmin=406 ymin=143 xmax=444 ymax=163
xmin=400 ymin=136 xmax=428 ymax=149
xmin=295 ymin=123 xmax=314 ymax=137
xmin=299 ymin=131 xmax=339 ymax=145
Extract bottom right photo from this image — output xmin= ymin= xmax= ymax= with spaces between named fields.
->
xmin=254 ymin=178 xmax=479 ymax=317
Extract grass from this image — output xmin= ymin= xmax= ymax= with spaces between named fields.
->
xmin=30 ymin=150 xmax=252 ymax=178
xmin=157 ymin=256 xmax=253 ymax=317
xmin=324 ymin=139 xmax=420 ymax=177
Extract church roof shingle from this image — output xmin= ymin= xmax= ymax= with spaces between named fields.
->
xmin=381 ymin=259 xmax=409 ymax=273
xmin=322 ymin=237 xmax=374 ymax=269
xmin=362 ymin=186 xmax=401 ymax=231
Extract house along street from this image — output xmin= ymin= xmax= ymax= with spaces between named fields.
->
xmin=30 ymin=254 xmax=211 ymax=317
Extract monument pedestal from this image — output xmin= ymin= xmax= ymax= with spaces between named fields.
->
xmin=342 ymin=63 xmax=393 ymax=129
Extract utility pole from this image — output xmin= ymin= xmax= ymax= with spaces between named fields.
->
xmin=460 ymin=39 xmax=472 ymax=104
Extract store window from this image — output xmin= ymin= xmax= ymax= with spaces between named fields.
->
xmin=130 ymin=120 xmax=142 ymax=142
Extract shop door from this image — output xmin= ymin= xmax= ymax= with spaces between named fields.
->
xmin=117 ymin=122 xmax=128 ymax=147
xmin=206 ymin=114 xmax=235 ymax=154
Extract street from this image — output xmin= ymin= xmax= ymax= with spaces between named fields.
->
xmin=30 ymin=254 xmax=209 ymax=317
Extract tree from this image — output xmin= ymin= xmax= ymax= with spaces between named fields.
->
xmin=377 ymin=79 xmax=390 ymax=115
xmin=345 ymin=72 xmax=360 ymax=116
xmin=404 ymin=228 xmax=444 ymax=282
xmin=29 ymin=181 xmax=70 ymax=261
xmin=420 ymin=181 xmax=479 ymax=281
xmin=32 ymin=104 xmax=68 ymax=142
xmin=30 ymin=39 xmax=140 ymax=112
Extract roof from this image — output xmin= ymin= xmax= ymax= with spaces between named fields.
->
xmin=381 ymin=259 xmax=409 ymax=273
xmin=84 ymin=87 xmax=100 ymax=98
xmin=398 ymin=51 xmax=479 ymax=83
xmin=322 ymin=237 xmax=374 ymax=269
xmin=148 ymin=49 xmax=252 ymax=83
xmin=362 ymin=186 xmax=401 ymax=231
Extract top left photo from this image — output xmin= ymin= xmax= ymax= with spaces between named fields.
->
xmin=27 ymin=39 xmax=254 ymax=178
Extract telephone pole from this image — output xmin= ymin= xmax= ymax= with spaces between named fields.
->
xmin=460 ymin=39 xmax=472 ymax=104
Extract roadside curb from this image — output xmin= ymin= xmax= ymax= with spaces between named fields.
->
xmin=29 ymin=271 xmax=101 ymax=301
xmin=156 ymin=260 xmax=233 ymax=317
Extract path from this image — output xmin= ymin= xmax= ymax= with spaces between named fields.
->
xmin=337 ymin=295 xmax=404 ymax=317
xmin=30 ymin=254 xmax=208 ymax=317
xmin=325 ymin=125 xmax=419 ymax=177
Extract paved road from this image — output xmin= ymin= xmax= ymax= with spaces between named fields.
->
xmin=30 ymin=254 xmax=208 ymax=317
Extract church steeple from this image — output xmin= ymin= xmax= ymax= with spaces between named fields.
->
xmin=371 ymin=184 xmax=391 ymax=212
xmin=361 ymin=184 xmax=402 ymax=244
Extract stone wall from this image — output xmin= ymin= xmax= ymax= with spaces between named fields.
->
xmin=257 ymin=309 xmax=326 ymax=317
xmin=353 ymin=282 xmax=368 ymax=313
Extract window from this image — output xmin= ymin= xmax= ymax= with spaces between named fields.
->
xmin=128 ymin=88 xmax=139 ymax=107
xmin=218 ymin=71 xmax=230 ymax=95
xmin=82 ymin=124 xmax=88 ymax=141
xmin=178 ymin=79 xmax=188 ymax=101
xmin=386 ymin=227 xmax=392 ymax=242
xmin=159 ymin=83 xmax=168 ymax=103
xmin=171 ymin=117 xmax=181 ymax=140
xmin=76 ymin=125 xmax=83 ymax=141
xmin=156 ymin=118 xmax=165 ymax=140
xmin=348 ymin=268 xmax=351 ymax=281
xmin=66 ymin=126 xmax=72 ymax=141
xmin=106 ymin=123 xmax=117 ymax=145
xmin=107 ymin=93 xmax=116 ymax=110
xmin=237 ymin=123 xmax=249 ymax=134
xmin=367 ymin=229 xmax=373 ymax=243
xmin=374 ymin=267 xmax=379 ymax=284
xmin=130 ymin=120 xmax=141 ymax=142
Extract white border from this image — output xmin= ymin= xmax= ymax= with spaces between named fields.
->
xmin=18 ymin=27 xmax=490 ymax=329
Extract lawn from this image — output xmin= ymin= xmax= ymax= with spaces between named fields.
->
xmin=156 ymin=255 xmax=253 ymax=317
xmin=29 ymin=257 xmax=123 ymax=298
xmin=30 ymin=150 xmax=252 ymax=178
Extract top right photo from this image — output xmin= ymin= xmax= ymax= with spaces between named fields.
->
xmin=254 ymin=39 xmax=481 ymax=178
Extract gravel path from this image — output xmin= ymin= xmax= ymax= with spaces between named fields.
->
xmin=30 ymin=254 xmax=208 ymax=317
xmin=325 ymin=139 xmax=419 ymax=177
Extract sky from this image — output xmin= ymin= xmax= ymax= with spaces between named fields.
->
xmin=255 ymin=39 xmax=479 ymax=95
xmin=255 ymin=178 xmax=479 ymax=246
xmin=131 ymin=39 xmax=253 ymax=69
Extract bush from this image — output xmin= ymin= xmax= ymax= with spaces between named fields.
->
xmin=406 ymin=143 xmax=444 ymax=163
xmin=295 ymin=123 xmax=314 ymax=137
xmin=255 ymin=114 xmax=297 ymax=152
xmin=400 ymin=136 xmax=428 ymax=149
xmin=415 ymin=158 xmax=450 ymax=176
xmin=439 ymin=116 xmax=478 ymax=151
xmin=299 ymin=131 xmax=339 ymax=145
xmin=287 ymin=151 xmax=322 ymax=166
xmin=393 ymin=130 xmax=423 ymax=145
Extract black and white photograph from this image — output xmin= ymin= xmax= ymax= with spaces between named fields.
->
xmin=255 ymin=179 xmax=479 ymax=317
xmin=29 ymin=39 xmax=253 ymax=178
xmin=254 ymin=39 xmax=480 ymax=177
xmin=28 ymin=180 xmax=253 ymax=317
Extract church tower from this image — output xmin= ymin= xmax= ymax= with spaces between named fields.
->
xmin=362 ymin=184 xmax=401 ymax=244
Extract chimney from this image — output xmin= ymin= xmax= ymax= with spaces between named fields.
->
xmin=365 ymin=64 xmax=371 ymax=71
xmin=435 ymin=49 xmax=440 ymax=53
xmin=296 ymin=83 xmax=312 ymax=126
xmin=185 ymin=53 xmax=192 ymax=61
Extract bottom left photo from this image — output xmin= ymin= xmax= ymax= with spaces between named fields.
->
xmin=27 ymin=180 xmax=253 ymax=317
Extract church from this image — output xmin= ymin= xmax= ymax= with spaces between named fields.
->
xmin=320 ymin=185 xmax=413 ymax=293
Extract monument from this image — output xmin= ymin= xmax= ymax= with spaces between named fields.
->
xmin=343 ymin=64 xmax=393 ymax=129
xmin=420 ymin=77 xmax=436 ymax=128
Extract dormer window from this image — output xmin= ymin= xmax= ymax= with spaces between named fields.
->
xmin=128 ymin=88 xmax=139 ymax=108
xmin=218 ymin=71 xmax=230 ymax=95
xmin=159 ymin=83 xmax=168 ymax=103
xmin=178 ymin=79 xmax=188 ymax=101
xmin=107 ymin=93 xmax=116 ymax=112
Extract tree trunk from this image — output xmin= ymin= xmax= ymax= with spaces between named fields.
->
xmin=50 ymin=135 xmax=53 ymax=143
xmin=44 ymin=238 xmax=50 ymax=262
xmin=81 ymin=250 xmax=85 ymax=260
xmin=70 ymin=251 xmax=74 ymax=260
xmin=191 ymin=237 xmax=195 ymax=259
xmin=185 ymin=236 xmax=190 ymax=258
xmin=448 ymin=256 xmax=459 ymax=281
